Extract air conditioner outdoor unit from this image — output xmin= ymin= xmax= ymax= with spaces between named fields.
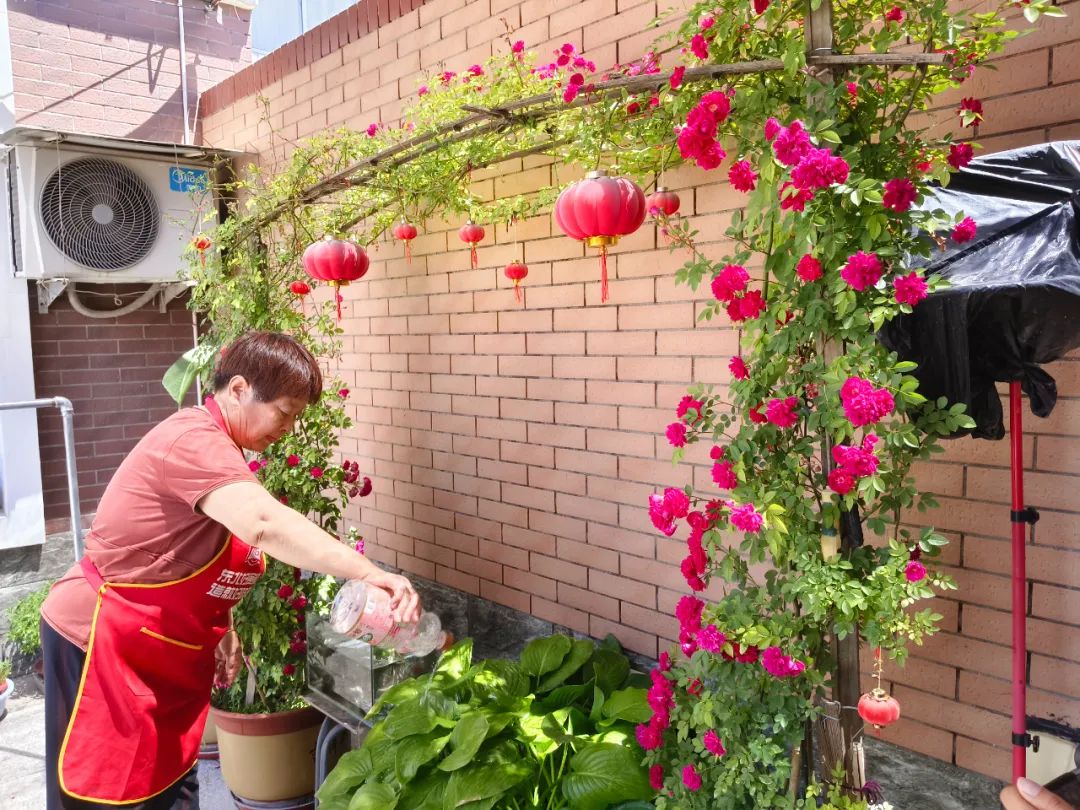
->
xmin=8 ymin=141 xmax=217 ymax=284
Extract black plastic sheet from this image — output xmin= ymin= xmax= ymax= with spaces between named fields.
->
xmin=878 ymin=141 xmax=1080 ymax=439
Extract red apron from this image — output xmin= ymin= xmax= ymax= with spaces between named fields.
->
xmin=59 ymin=398 xmax=266 ymax=805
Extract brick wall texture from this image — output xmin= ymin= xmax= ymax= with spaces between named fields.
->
xmin=29 ymin=286 xmax=199 ymax=520
xmin=7 ymin=0 xmax=251 ymax=142
xmin=195 ymin=0 xmax=1080 ymax=782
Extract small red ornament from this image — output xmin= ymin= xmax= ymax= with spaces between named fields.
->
xmin=504 ymin=261 xmax=528 ymax=305
xmin=458 ymin=220 xmax=485 ymax=268
xmin=646 ymin=187 xmax=681 ymax=217
xmin=859 ymin=647 xmax=901 ymax=734
xmin=301 ymin=236 xmax=370 ymax=320
xmin=554 ymin=170 xmax=646 ymax=303
xmin=393 ymin=220 xmax=418 ymax=264
xmin=858 ymin=688 xmax=901 ymax=732
xmin=192 ymin=234 xmax=212 ymax=266
xmin=289 ymin=280 xmax=311 ymax=295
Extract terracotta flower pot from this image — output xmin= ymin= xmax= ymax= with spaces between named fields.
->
xmin=210 ymin=705 xmax=322 ymax=805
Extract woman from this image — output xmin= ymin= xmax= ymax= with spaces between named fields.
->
xmin=40 ymin=331 xmax=420 ymax=809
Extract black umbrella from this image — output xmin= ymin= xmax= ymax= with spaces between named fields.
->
xmin=879 ymin=141 xmax=1080 ymax=782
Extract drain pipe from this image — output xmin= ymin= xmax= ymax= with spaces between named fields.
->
xmin=178 ymin=0 xmax=192 ymax=144
xmin=0 ymin=397 xmax=83 ymax=559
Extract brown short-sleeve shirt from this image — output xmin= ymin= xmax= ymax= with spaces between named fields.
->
xmin=42 ymin=407 xmax=259 ymax=649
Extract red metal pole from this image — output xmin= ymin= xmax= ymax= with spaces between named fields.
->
xmin=1010 ymin=381 xmax=1027 ymax=782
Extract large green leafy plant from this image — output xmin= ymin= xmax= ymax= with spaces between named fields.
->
xmin=316 ymin=635 xmax=654 ymax=810
xmin=5 ymin=581 xmax=52 ymax=656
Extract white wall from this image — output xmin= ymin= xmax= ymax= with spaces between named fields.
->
xmin=0 ymin=0 xmax=44 ymax=549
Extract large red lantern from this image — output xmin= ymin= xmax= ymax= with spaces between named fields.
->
xmin=554 ymin=170 xmax=646 ymax=303
xmin=392 ymin=220 xmax=418 ymax=264
xmin=302 ymin=237 xmax=369 ymax=320
xmin=646 ymin=187 xmax=681 ymax=217
xmin=458 ymin=220 xmax=485 ymax=268
xmin=504 ymin=261 xmax=528 ymax=305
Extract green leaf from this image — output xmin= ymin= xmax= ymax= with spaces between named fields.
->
xmin=442 ymin=762 xmax=532 ymax=809
xmin=587 ymin=649 xmax=630 ymax=694
xmin=520 ymin=634 xmax=572 ymax=677
xmin=435 ymin=639 xmax=474 ymax=680
xmin=474 ymin=659 xmax=529 ymax=699
xmin=537 ymin=638 xmax=595 ymax=692
xmin=560 ymin=743 xmax=653 ymax=810
xmin=600 ymin=688 xmax=651 ymax=724
xmin=396 ymin=732 xmax=451 ymax=781
xmin=347 ymin=783 xmax=398 ymax=810
xmin=534 ymin=683 xmax=590 ymax=713
xmin=316 ymin=749 xmax=374 ymax=803
xmin=438 ymin=713 xmax=490 ymax=772
xmin=384 ymin=702 xmax=438 ymax=740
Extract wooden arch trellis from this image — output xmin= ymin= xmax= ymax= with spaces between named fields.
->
xmin=224 ymin=0 xmax=948 ymax=791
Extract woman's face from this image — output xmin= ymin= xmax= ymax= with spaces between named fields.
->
xmin=219 ymin=377 xmax=309 ymax=452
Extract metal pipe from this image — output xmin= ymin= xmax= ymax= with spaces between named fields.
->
xmin=0 ymin=396 xmax=84 ymax=559
xmin=1010 ymin=381 xmax=1028 ymax=781
xmin=178 ymin=0 xmax=191 ymax=145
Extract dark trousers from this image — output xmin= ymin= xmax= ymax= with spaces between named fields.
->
xmin=42 ymin=619 xmax=200 ymax=810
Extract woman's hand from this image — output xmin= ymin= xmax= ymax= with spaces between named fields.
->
xmin=1001 ymin=778 xmax=1074 ymax=810
xmin=364 ymin=568 xmax=421 ymax=624
xmin=214 ymin=629 xmax=244 ymax=689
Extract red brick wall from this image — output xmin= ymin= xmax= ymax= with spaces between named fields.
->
xmin=29 ymin=286 xmax=198 ymax=519
xmin=198 ymin=0 xmax=1080 ymax=781
xmin=7 ymin=0 xmax=251 ymax=142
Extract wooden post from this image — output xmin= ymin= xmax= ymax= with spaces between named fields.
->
xmin=804 ymin=0 xmax=866 ymax=793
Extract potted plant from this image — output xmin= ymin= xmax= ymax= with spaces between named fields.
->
xmin=5 ymin=581 xmax=53 ymax=685
xmin=316 ymin=634 xmax=655 ymax=810
xmin=206 ymin=387 xmax=373 ymax=807
xmin=0 ymin=660 xmax=13 ymax=718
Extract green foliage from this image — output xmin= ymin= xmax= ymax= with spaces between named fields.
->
xmin=0 ymin=660 xmax=11 ymax=683
xmin=316 ymin=635 xmax=653 ymax=810
xmin=5 ymin=581 xmax=52 ymax=656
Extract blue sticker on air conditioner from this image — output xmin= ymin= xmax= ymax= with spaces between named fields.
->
xmin=169 ymin=167 xmax=210 ymax=193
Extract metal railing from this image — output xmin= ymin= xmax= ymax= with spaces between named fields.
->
xmin=0 ymin=397 xmax=83 ymax=559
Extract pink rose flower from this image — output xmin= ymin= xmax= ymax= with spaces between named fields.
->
xmin=952 ymin=216 xmax=977 ymax=244
xmin=894 ymin=272 xmax=929 ymax=305
xmin=703 ymin=729 xmax=727 ymax=756
xmin=905 ymin=560 xmax=928 ymax=582
xmin=840 ymin=251 xmax=883 ymax=291
xmin=682 ymin=764 xmax=702 ymax=791
xmin=797 ymin=254 xmax=823 ymax=282
xmin=883 ymin=178 xmax=917 ymax=212
xmin=729 ymin=356 xmax=750 ymax=380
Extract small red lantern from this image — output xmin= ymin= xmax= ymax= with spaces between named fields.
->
xmin=458 ymin=220 xmax=485 ymax=268
xmin=392 ymin=220 xmax=418 ymax=264
xmin=301 ymin=237 xmax=370 ymax=320
xmin=504 ymin=261 xmax=528 ymax=305
xmin=554 ymin=170 xmax=646 ymax=303
xmin=192 ymin=234 xmax=212 ymax=266
xmin=858 ymin=647 xmax=901 ymax=734
xmin=646 ymin=187 xmax=681 ymax=217
xmin=858 ymin=688 xmax=901 ymax=733
xmin=289 ymin=280 xmax=311 ymax=295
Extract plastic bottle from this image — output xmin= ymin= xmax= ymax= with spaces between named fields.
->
xmin=330 ymin=580 xmax=446 ymax=657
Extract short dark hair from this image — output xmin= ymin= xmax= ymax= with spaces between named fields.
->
xmin=213 ymin=331 xmax=323 ymax=404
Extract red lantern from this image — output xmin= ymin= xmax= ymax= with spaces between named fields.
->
xmin=858 ymin=688 xmax=901 ymax=733
xmin=458 ymin=220 xmax=485 ymax=268
xmin=646 ymin=187 xmax=681 ymax=217
xmin=554 ymin=170 xmax=646 ymax=303
xmin=392 ymin=220 xmax=418 ymax=264
xmin=301 ymin=237 xmax=370 ymax=320
xmin=504 ymin=261 xmax=528 ymax=305
xmin=289 ymin=280 xmax=311 ymax=295
xmin=192 ymin=234 xmax=212 ymax=266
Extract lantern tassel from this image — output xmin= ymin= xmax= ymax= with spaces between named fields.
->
xmin=600 ymin=244 xmax=609 ymax=303
xmin=471 ymin=244 xmax=478 ymax=269
xmin=332 ymin=282 xmax=342 ymax=321
xmin=514 ymin=281 xmax=522 ymax=305
xmin=405 ymin=241 xmax=412 ymax=264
